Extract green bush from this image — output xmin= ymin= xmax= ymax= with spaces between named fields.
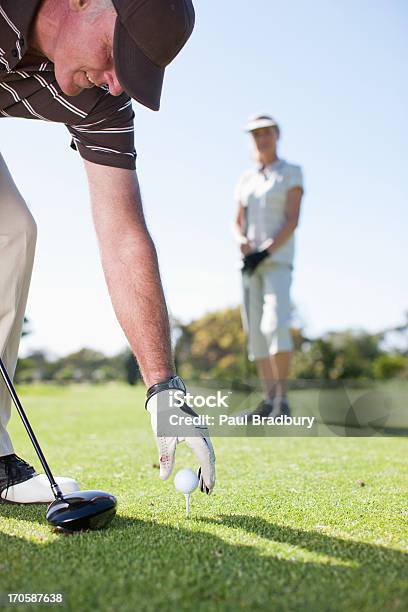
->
xmin=372 ymin=353 xmax=408 ymax=379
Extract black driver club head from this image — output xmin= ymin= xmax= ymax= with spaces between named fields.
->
xmin=46 ymin=490 xmax=117 ymax=532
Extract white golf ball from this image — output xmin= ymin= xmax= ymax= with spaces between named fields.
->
xmin=174 ymin=468 xmax=199 ymax=494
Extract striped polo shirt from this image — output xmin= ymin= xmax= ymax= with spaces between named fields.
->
xmin=0 ymin=0 xmax=136 ymax=170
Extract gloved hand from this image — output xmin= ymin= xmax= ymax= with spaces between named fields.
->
xmin=242 ymin=249 xmax=269 ymax=274
xmin=145 ymin=376 xmax=216 ymax=494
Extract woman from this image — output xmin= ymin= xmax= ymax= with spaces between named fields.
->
xmin=235 ymin=114 xmax=304 ymax=418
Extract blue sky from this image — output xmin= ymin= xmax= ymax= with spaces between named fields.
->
xmin=1 ymin=0 xmax=407 ymax=357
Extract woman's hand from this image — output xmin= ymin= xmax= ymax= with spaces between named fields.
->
xmin=259 ymin=238 xmax=275 ymax=254
xmin=239 ymin=238 xmax=252 ymax=255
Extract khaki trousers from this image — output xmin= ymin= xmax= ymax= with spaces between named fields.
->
xmin=0 ymin=154 xmax=37 ymax=456
xmin=241 ymin=262 xmax=293 ymax=360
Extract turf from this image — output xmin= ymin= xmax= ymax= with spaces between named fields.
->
xmin=0 ymin=383 xmax=407 ymax=612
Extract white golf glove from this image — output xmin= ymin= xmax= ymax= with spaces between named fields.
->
xmin=146 ymin=376 xmax=216 ymax=494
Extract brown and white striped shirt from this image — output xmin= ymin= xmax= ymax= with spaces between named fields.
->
xmin=0 ymin=0 xmax=136 ymax=170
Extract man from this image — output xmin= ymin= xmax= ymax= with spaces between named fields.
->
xmin=0 ymin=0 xmax=215 ymax=503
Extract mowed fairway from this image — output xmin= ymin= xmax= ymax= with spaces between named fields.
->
xmin=0 ymin=384 xmax=407 ymax=612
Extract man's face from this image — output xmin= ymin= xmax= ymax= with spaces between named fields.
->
xmin=53 ymin=9 xmax=123 ymax=97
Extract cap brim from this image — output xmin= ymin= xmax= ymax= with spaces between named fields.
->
xmin=245 ymin=119 xmax=277 ymax=132
xmin=114 ymin=18 xmax=165 ymax=111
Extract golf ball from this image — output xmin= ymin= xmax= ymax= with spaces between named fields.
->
xmin=174 ymin=468 xmax=199 ymax=494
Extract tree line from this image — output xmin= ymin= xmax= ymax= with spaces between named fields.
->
xmin=16 ymin=309 xmax=408 ymax=384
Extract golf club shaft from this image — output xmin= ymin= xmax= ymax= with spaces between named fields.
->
xmin=241 ymin=205 xmax=251 ymax=380
xmin=242 ymin=273 xmax=251 ymax=379
xmin=0 ymin=357 xmax=63 ymax=499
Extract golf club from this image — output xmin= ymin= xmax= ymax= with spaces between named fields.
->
xmin=0 ymin=357 xmax=117 ymax=531
xmin=242 ymin=200 xmax=251 ymax=381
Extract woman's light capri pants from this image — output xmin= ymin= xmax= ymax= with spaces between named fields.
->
xmin=241 ymin=261 xmax=293 ymax=360
xmin=0 ymin=154 xmax=37 ymax=457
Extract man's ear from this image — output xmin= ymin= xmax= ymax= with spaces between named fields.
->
xmin=69 ymin=0 xmax=91 ymax=11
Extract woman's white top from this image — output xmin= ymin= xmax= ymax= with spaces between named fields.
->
xmin=235 ymin=159 xmax=303 ymax=266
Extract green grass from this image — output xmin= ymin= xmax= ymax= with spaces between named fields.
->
xmin=0 ymin=383 xmax=407 ymax=612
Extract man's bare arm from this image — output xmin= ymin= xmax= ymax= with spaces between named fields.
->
xmin=84 ymin=160 xmax=175 ymax=388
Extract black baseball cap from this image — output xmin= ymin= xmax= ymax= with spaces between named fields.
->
xmin=111 ymin=0 xmax=195 ymax=111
